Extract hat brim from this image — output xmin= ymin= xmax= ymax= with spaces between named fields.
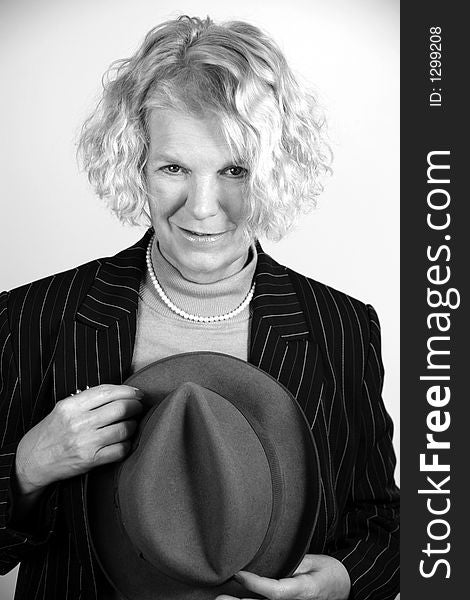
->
xmin=86 ymin=352 xmax=321 ymax=600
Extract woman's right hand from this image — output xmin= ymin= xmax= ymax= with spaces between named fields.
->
xmin=15 ymin=384 xmax=144 ymax=496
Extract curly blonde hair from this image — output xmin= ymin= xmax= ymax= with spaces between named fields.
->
xmin=78 ymin=15 xmax=332 ymax=240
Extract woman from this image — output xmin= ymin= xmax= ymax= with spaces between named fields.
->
xmin=0 ymin=15 xmax=399 ymax=600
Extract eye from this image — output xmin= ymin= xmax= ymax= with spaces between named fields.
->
xmin=160 ymin=164 xmax=184 ymax=175
xmin=222 ymin=166 xmax=247 ymax=178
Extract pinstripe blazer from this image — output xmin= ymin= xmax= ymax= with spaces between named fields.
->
xmin=0 ymin=229 xmax=399 ymax=600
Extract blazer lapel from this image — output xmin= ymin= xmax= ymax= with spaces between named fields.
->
xmin=250 ymin=245 xmax=325 ymax=423
xmin=75 ymin=233 xmax=149 ymax=329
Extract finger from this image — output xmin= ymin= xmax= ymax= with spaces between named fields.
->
xmin=235 ymin=571 xmax=310 ymax=600
xmin=91 ymin=398 xmax=144 ymax=428
xmin=76 ymin=384 xmax=144 ymax=409
xmin=293 ymin=555 xmax=318 ymax=575
xmin=92 ymin=440 xmax=132 ymax=466
xmin=95 ymin=419 xmax=138 ymax=446
xmin=292 ymin=554 xmax=337 ymax=576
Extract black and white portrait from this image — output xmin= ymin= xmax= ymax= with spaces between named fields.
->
xmin=0 ymin=1 xmax=399 ymax=599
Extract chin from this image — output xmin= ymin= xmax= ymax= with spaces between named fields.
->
xmin=161 ymin=238 xmax=246 ymax=282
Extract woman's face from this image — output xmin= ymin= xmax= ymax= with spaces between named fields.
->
xmin=145 ymin=109 xmax=252 ymax=283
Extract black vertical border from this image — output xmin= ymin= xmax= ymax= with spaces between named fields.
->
xmin=401 ymin=3 xmax=466 ymax=597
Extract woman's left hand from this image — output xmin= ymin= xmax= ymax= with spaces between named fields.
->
xmin=216 ymin=554 xmax=351 ymax=600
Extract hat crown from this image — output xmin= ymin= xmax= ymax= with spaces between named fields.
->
xmin=87 ymin=352 xmax=321 ymax=600
xmin=118 ymin=382 xmax=274 ymax=585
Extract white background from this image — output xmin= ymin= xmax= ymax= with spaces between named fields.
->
xmin=0 ymin=0 xmax=399 ymax=596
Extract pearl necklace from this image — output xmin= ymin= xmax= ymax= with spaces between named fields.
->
xmin=145 ymin=236 xmax=255 ymax=323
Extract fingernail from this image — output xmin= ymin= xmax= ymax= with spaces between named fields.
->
xmin=233 ymin=573 xmax=243 ymax=582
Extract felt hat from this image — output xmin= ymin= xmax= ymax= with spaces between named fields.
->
xmin=85 ymin=352 xmax=321 ymax=600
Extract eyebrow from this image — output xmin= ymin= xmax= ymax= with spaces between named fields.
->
xmin=149 ymin=152 xmax=184 ymax=164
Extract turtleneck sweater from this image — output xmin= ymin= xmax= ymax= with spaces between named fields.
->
xmin=130 ymin=239 xmax=257 ymax=374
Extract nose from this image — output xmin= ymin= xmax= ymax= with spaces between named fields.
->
xmin=185 ymin=178 xmax=220 ymax=220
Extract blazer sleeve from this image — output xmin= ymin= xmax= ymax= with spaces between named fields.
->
xmin=0 ymin=290 xmax=59 ymax=575
xmin=325 ymin=304 xmax=400 ymax=600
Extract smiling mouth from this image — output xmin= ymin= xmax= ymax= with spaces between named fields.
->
xmin=177 ymin=226 xmax=228 ymax=241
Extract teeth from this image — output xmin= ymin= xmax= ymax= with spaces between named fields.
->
xmin=180 ymin=227 xmax=223 ymax=239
